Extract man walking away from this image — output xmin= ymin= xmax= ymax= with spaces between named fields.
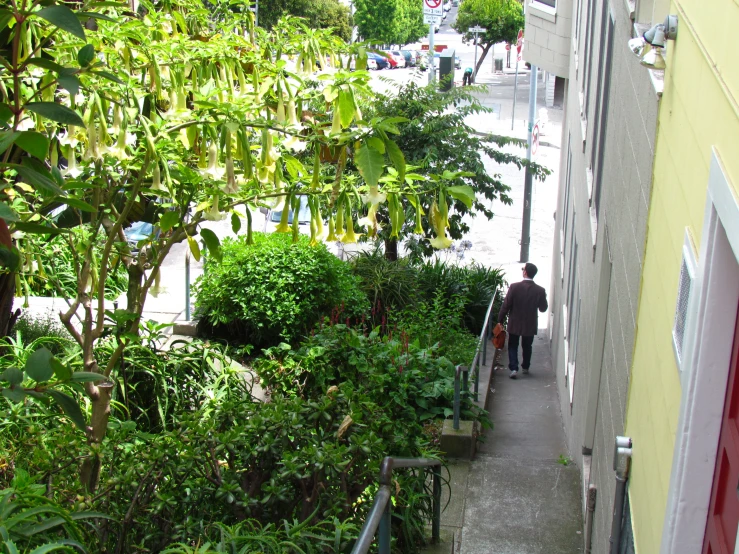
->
xmin=497 ymin=263 xmax=548 ymax=379
xmin=462 ymin=67 xmax=473 ymax=86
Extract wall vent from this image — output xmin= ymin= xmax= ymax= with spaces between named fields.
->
xmin=673 ymin=230 xmax=697 ymax=368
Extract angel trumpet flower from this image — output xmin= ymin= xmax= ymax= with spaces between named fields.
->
xmin=204 ymin=194 xmax=226 ymax=221
xmin=200 ymin=142 xmax=225 ymax=181
xmin=61 ymin=146 xmax=82 ymax=178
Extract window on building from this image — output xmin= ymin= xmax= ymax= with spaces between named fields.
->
xmin=533 ymin=0 xmax=556 ymax=8
xmin=582 ymin=0 xmax=597 ymax=99
xmin=566 ymin=214 xmax=577 ymax=310
xmin=591 ymin=7 xmax=615 ymax=216
xmin=563 ymin=137 xmax=572 ymax=245
xmin=574 ymin=0 xmax=584 ymax=47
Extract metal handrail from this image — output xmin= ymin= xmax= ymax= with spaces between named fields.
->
xmin=453 ymin=291 xmax=498 ymax=418
xmin=351 ymin=457 xmax=442 ymax=554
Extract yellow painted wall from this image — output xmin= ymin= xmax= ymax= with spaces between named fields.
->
xmin=624 ymin=0 xmax=739 ymax=552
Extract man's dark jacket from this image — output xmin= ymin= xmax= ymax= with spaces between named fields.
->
xmin=497 ymin=280 xmax=548 ymax=336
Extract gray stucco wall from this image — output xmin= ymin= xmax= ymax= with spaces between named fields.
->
xmin=548 ymin=0 xmax=660 ymax=551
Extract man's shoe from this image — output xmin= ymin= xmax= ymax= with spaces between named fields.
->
xmin=509 ymin=370 xmax=518 ymax=379
xmin=522 ymin=367 xmax=529 ymax=375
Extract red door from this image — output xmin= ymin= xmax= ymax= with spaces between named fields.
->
xmin=703 ymin=305 xmax=739 ymax=554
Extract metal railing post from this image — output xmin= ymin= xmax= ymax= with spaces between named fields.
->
xmin=453 ymin=365 xmax=462 ymax=430
xmin=378 ymin=493 xmax=391 ymax=554
xmin=432 ymin=465 xmax=441 ymax=543
xmin=462 ymin=369 xmax=468 ymax=403
xmin=482 ymin=323 xmax=488 ymax=366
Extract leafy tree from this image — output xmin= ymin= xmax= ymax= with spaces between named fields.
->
xmin=256 ymin=0 xmax=353 ymax=41
xmin=0 ymin=0 xmax=463 ymax=494
xmin=367 ymin=82 xmax=549 ymax=258
xmin=353 ymin=0 xmax=426 ymax=45
xmin=453 ymin=0 xmax=524 ymax=76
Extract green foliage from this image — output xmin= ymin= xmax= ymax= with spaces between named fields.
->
xmin=21 ymin=228 xmax=128 ymax=301
xmin=370 ymin=83 xmax=549 ymax=255
xmin=194 ymin=232 xmax=369 ymax=347
xmin=257 ymin=0 xmax=354 ymax=41
xmin=98 ymin=338 xmax=255 ymax=433
xmin=453 ymin=0 xmax=524 ymax=72
xmin=10 ymin=313 xmax=73 ymax=355
xmin=353 ymin=0 xmax=426 ymax=45
xmin=0 ymin=469 xmax=105 ymax=553
xmin=351 ymin=248 xmax=420 ymax=317
xmin=416 ymin=261 xmax=506 ymax=335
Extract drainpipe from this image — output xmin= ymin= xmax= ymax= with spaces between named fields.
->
xmin=584 ymin=485 xmax=597 ymax=553
xmin=609 ymin=436 xmax=633 ymax=554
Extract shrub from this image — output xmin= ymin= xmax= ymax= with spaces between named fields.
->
xmin=194 ymin=233 xmax=369 ymax=347
xmin=11 ymin=311 xmax=74 ymax=355
xmin=416 ymin=260 xmax=506 ymax=335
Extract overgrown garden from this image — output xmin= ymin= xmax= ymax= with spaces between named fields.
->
xmin=0 ymin=0 xmax=541 ymax=550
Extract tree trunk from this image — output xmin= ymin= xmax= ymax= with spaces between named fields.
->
xmin=384 ymin=238 xmax=398 ymax=261
xmin=473 ymin=42 xmax=494 ymax=79
xmin=80 ymin=384 xmax=113 ymax=492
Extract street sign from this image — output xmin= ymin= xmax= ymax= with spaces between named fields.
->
xmin=424 ymin=13 xmax=440 ymax=24
xmin=423 ymin=0 xmax=443 ymax=16
xmin=516 ymin=29 xmax=524 ymax=61
xmin=469 ymin=26 xmax=487 ymax=33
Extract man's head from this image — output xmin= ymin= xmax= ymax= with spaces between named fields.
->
xmin=522 ymin=263 xmax=538 ymax=279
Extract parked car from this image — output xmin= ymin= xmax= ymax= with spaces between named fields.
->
xmin=455 ymin=55 xmax=461 ymax=69
xmin=400 ymin=50 xmax=414 ymax=67
xmin=367 ymin=52 xmax=389 ymax=69
xmin=377 ymin=51 xmax=398 ymax=68
xmin=387 ymin=51 xmax=407 ymax=68
xmin=261 ymin=196 xmax=311 ymax=234
xmin=452 ymin=0 xmax=459 ymax=5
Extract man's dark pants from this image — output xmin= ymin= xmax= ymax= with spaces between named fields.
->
xmin=508 ymin=333 xmax=534 ymax=371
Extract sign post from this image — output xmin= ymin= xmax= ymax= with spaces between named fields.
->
xmin=423 ymin=0 xmax=443 ymax=83
xmin=469 ymin=25 xmax=486 ymax=80
xmin=511 ymin=28 xmax=523 ymax=130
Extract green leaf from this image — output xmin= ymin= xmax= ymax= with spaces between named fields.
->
xmin=78 ymin=11 xmax=117 ymax=22
xmin=12 ymin=164 xmax=65 ymax=195
xmin=15 ymin=132 xmax=50 ymax=160
xmin=338 ymin=90 xmax=354 ymax=128
xmin=93 ymin=70 xmax=124 ymax=85
xmin=2 ymin=387 xmax=26 ymax=403
xmin=25 ymin=102 xmax=84 ymax=127
xmin=355 ymin=143 xmax=384 ymax=188
xmin=0 ymin=245 xmax=21 ymax=270
xmin=158 ymin=211 xmax=179 ymax=232
xmin=70 ymin=371 xmax=105 ymax=383
xmin=187 ymin=235 xmax=201 ymax=262
xmin=200 ymin=228 xmax=221 ymax=262
xmin=24 ymin=347 xmax=54 ymax=382
xmin=0 ymin=9 xmax=13 ymax=32
xmin=0 ymin=367 xmax=23 ymax=386
xmin=384 ymin=138 xmax=405 ymax=184
xmin=0 ymin=131 xmax=19 ymax=155
xmin=365 ymin=136 xmax=385 ymax=154
xmin=35 ymin=5 xmax=86 ymax=40
xmin=50 ymin=357 xmax=72 ymax=381
xmin=283 ymin=154 xmax=305 ymax=179
xmin=64 ymin=198 xmax=95 ymax=212
xmin=46 ymin=390 xmax=86 ymax=431
xmin=447 ymin=185 xmax=475 ymax=209
xmin=26 ymin=58 xmax=66 ymax=72
xmin=0 ymin=103 xmax=13 ymax=124
xmin=77 ymin=44 xmax=95 ymax=67
xmin=57 ymin=73 xmax=80 ymax=97
xmin=0 ymin=203 xmax=18 ymax=222
xmin=12 ymin=221 xmax=63 ymax=235
xmin=28 ymin=543 xmax=77 ymax=554
xmin=231 ymin=212 xmax=241 ymax=234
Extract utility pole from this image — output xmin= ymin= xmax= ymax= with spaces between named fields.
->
xmin=428 ymin=22 xmax=435 ymax=84
xmin=519 ymin=64 xmax=537 ymax=263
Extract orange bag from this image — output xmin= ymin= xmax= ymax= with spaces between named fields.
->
xmin=492 ymin=323 xmax=506 ymax=349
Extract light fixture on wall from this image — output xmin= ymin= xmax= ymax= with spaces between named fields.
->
xmin=627 ymin=15 xmax=678 ymax=70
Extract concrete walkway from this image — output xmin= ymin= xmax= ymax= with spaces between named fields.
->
xmin=431 ymin=335 xmax=583 ymax=553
